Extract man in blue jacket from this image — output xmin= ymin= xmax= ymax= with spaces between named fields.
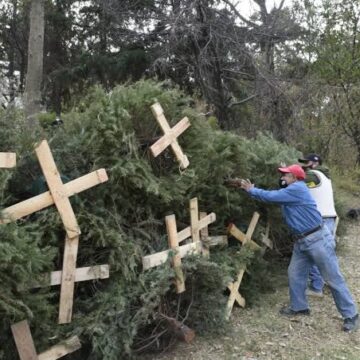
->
xmin=239 ymin=164 xmax=358 ymax=332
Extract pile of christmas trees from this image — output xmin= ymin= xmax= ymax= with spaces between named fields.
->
xmin=0 ymin=80 xmax=300 ymax=359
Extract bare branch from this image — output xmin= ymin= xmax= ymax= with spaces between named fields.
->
xmin=229 ymin=93 xmax=258 ymax=107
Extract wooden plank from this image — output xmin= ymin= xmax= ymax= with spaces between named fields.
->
xmin=227 ymin=281 xmax=246 ymax=307
xmin=261 ymin=220 xmax=273 ymax=249
xmin=245 ymin=212 xmax=260 ymax=242
xmin=150 ymin=103 xmax=190 ymax=169
xmin=177 ymin=226 xmax=191 ymax=244
xmin=166 ymin=215 xmax=185 ymax=293
xmin=0 ymin=152 xmax=16 ymax=168
xmin=0 ymin=169 xmax=108 ymax=223
xmin=225 ymin=213 xmax=261 ymax=319
xmin=35 ymin=140 xmax=80 ymax=239
xmin=58 ymin=235 xmax=79 ymax=324
xmin=150 ymin=117 xmax=190 ymax=157
xmin=30 ymin=265 xmax=109 ymax=288
xmin=142 ymin=242 xmax=199 ymax=270
xmin=11 ymin=320 xmax=38 ymax=360
xmin=38 ymin=336 xmax=81 ymax=360
xmin=205 ymin=235 xmax=228 ymax=247
xmin=191 ymin=197 xmax=216 ymax=253
xmin=170 ymin=141 xmax=190 ymax=169
xmin=229 ymin=269 xmax=245 ymax=303
xmin=226 ymin=269 xmax=246 ymax=319
xmin=228 ymin=223 xmax=261 ymax=251
xmin=200 ymin=212 xmax=210 ymax=258
xmin=198 ymin=212 xmax=216 ymax=230
xmin=177 ymin=212 xmax=216 ymax=243
xmin=151 ymin=103 xmax=171 ymax=132
xmin=190 ymin=198 xmax=200 ymax=243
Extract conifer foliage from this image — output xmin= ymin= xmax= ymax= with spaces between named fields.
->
xmin=0 ymin=80 xmax=300 ymax=359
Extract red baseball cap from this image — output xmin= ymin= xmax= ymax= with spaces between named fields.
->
xmin=278 ymin=164 xmax=305 ymax=180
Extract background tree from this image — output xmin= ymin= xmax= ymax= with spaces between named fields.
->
xmin=279 ymin=0 xmax=360 ymax=167
xmin=1 ymin=0 xmax=360 ymax=166
xmin=0 ymin=0 xmax=28 ymax=106
xmin=23 ymin=0 xmax=45 ymax=129
xmin=310 ymin=0 xmax=360 ymax=164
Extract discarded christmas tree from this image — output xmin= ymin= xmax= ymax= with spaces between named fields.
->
xmin=0 ymin=80 xmax=300 ymax=359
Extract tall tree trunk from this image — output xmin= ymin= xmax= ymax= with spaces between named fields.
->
xmin=8 ymin=0 xmax=18 ymax=104
xmin=24 ymin=0 xmax=45 ymax=130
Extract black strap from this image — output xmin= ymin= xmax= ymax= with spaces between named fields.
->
xmin=293 ymin=224 xmax=322 ymax=240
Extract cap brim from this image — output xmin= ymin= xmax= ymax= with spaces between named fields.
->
xmin=278 ymin=167 xmax=291 ymax=173
xmin=298 ymin=158 xmax=308 ymax=163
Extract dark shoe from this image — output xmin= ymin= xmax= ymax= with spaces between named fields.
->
xmin=279 ymin=306 xmax=310 ymax=317
xmin=343 ymin=314 xmax=359 ymax=332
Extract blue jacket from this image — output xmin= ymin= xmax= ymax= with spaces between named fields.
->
xmin=248 ymin=181 xmax=322 ymax=235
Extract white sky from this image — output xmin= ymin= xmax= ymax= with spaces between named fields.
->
xmin=236 ymin=0 xmax=292 ymax=17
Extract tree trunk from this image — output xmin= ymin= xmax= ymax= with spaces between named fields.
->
xmin=24 ymin=0 xmax=45 ymax=130
xmin=8 ymin=0 xmax=18 ymax=104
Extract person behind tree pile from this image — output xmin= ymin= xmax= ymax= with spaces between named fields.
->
xmin=237 ymin=165 xmax=358 ymax=332
xmin=298 ymin=153 xmax=338 ymax=298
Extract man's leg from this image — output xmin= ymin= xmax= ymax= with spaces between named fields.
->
xmin=307 ymin=218 xmax=336 ymax=294
xmin=307 ymin=229 xmax=357 ymax=319
xmin=323 ymin=217 xmax=336 ymax=248
xmin=308 ymin=265 xmax=324 ymax=293
xmin=288 ymin=240 xmax=311 ymax=311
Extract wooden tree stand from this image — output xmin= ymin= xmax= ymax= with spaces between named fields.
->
xmin=225 ymin=213 xmax=274 ymax=319
xmin=1 ymin=140 xmax=109 ymax=324
xmin=260 ymin=219 xmax=273 ymax=249
xmin=11 ymin=320 xmax=81 ymax=360
xmin=142 ymin=198 xmax=226 ymax=293
xmin=0 ymin=152 xmax=16 ymax=168
xmin=227 ymin=221 xmax=261 ymax=251
xmin=225 ymin=212 xmax=260 ymax=319
xmin=150 ymin=102 xmax=191 ymax=169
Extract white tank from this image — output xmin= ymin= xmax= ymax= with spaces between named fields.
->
xmin=308 ymin=169 xmax=337 ymax=217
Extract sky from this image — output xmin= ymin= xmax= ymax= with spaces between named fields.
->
xmin=235 ymin=0 xmax=292 ymax=18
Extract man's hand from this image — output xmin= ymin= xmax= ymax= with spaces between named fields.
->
xmin=240 ymin=179 xmax=254 ymax=191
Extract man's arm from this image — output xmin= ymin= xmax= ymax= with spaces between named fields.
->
xmin=305 ymin=170 xmax=321 ymax=187
xmin=248 ymin=187 xmax=300 ymax=204
xmin=240 ymin=179 xmax=300 ymax=204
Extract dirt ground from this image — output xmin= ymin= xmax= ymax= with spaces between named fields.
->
xmin=150 ymin=222 xmax=360 ymax=360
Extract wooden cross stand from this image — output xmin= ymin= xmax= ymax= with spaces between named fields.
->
xmin=229 ymin=218 xmax=274 ymax=251
xmin=11 ymin=320 xmax=81 ymax=360
xmin=1 ymin=140 xmax=109 ymax=324
xmin=199 ymin=212 xmax=227 ymax=257
xmin=260 ymin=220 xmax=273 ymax=249
xmin=228 ymin=221 xmax=262 ymax=251
xmin=225 ymin=212 xmax=260 ymax=319
xmin=142 ymin=198 xmax=224 ymax=293
xmin=150 ymin=102 xmax=190 ymax=169
xmin=0 ymin=152 xmax=16 ymax=168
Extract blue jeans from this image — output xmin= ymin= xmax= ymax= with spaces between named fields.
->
xmin=288 ymin=226 xmax=357 ymax=319
xmin=309 ymin=218 xmax=336 ymax=292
